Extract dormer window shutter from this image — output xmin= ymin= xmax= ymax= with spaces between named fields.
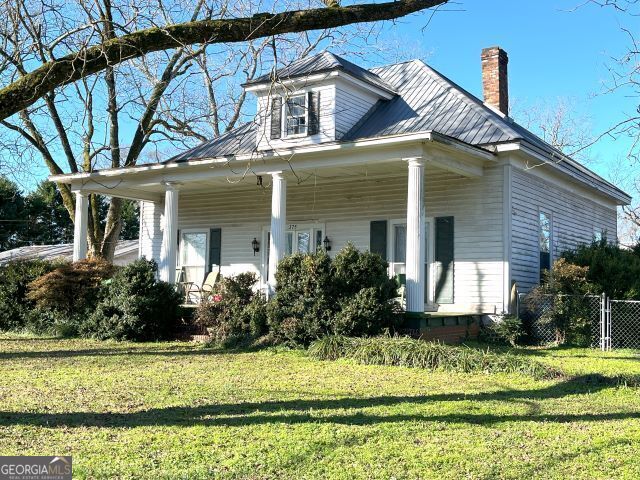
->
xmin=307 ymin=91 xmax=320 ymax=136
xmin=270 ymin=97 xmax=282 ymax=140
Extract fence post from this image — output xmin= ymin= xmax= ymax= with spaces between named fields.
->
xmin=606 ymin=296 xmax=612 ymax=351
xmin=600 ymin=292 xmax=606 ymax=352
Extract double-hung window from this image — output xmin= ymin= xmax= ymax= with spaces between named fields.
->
xmin=285 ymin=94 xmax=307 ymax=136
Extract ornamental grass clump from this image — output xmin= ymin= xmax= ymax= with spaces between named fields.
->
xmin=309 ymin=335 xmax=561 ymax=380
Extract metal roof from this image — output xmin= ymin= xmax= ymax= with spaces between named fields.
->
xmin=243 ymin=51 xmax=395 ymax=94
xmin=0 ymin=240 xmax=139 ymax=265
xmin=168 ymin=122 xmax=257 ymax=163
xmin=164 ymin=55 xmax=629 ymax=203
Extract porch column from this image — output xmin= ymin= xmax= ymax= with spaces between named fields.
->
xmin=268 ymin=172 xmax=287 ymax=293
xmin=159 ymin=183 xmax=179 ymax=283
xmin=72 ymin=191 xmax=89 ymax=262
xmin=405 ymin=157 xmax=426 ymax=313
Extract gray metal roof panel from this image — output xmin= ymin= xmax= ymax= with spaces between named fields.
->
xmin=0 ymin=240 xmax=139 ymax=264
xmin=243 ymin=51 xmax=394 ymax=94
xmin=166 ymin=122 xmax=257 ymax=163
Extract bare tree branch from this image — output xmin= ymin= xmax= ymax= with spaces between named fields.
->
xmin=0 ymin=0 xmax=446 ymax=120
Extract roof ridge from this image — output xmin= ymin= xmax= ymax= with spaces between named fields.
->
xmin=406 ymin=59 xmax=523 ymax=140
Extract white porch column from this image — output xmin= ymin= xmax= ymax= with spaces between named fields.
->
xmin=405 ymin=157 xmax=426 ymax=313
xmin=72 ymin=191 xmax=89 ymax=262
xmin=268 ymin=172 xmax=287 ymax=293
xmin=159 ymin=183 xmax=179 ymax=283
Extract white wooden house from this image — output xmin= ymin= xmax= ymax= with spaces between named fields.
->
xmin=52 ymin=47 xmax=630 ymax=329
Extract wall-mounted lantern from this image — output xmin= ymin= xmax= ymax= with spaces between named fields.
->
xmin=322 ymin=236 xmax=332 ymax=251
xmin=251 ymin=237 xmax=260 ymax=256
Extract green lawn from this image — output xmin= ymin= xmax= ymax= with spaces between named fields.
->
xmin=1 ymin=337 xmax=639 ymax=479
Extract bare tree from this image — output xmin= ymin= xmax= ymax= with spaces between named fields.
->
xmin=512 ymin=96 xmax=595 ymax=164
xmin=0 ymin=0 xmax=447 ymax=120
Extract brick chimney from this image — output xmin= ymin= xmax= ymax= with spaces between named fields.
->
xmin=481 ymin=46 xmax=509 ymax=116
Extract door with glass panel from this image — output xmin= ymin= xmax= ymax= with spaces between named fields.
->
xmin=263 ymin=224 xmax=324 ymax=283
xmin=179 ymin=230 xmax=209 ymax=285
xmin=390 ymin=220 xmax=433 ymax=305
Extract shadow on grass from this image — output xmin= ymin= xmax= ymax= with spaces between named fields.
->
xmin=465 ymin=342 xmax=640 ymax=361
xmin=0 ymin=344 xmax=270 ymax=360
xmin=1 ymin=374 xmax=637 ymax=428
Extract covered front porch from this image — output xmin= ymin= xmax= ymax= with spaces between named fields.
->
xmin=54 ymin=132 xmax=504 ymax=317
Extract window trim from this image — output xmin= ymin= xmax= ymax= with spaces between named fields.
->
xmin=283 ymin=93 xmax=308 ymax=138
xmin=178 ymin=228 xmax=210 ymax=271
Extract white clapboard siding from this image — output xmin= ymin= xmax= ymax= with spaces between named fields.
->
xmin=511 ymin=168 xmax=617 ymax=294
xmin=139 ymin=201 xmax=162 ymax=261
xmin=334 ymin=81 xmax=380 ymax=139
xmin=137 ymin=164 xmax=506 ymax=313
xmin=256 ymin=84 xmax=335 ymax=151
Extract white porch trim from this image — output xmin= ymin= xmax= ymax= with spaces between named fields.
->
xmin=159 ymin=183 xmax=179 ymax=283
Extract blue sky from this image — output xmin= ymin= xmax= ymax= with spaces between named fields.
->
xmin=374 ymin=0 xmax=639 ymax=185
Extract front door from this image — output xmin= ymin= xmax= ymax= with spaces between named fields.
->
xmin=390 ymin=219 xmax=434 ymax=307
xmin=262 ymin=223 xmax=324 ymax=285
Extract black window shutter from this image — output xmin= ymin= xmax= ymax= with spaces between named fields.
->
xmin=370 ymin=220 xmax=388 ymax=261
xmin=208 ymin=228 xmax=221 ymax=272
xmin=270 ymin=97 xmax=282 ymax=140
xmin=308 ymin=91 xmax=320 ymax=135
xmin=435 ymin=217 xmax=454 ymax=304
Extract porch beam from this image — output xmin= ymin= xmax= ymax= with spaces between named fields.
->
xmin=268 ymin=172 xmax=287 ymax=294
xmin=72 ymin=191 xmax=89 ymax=262
xmin=405 ymin=157 xmax=426 ymax=313
xmin=71 ymin=185 xmax=163 ymax=203
xmin=159 ymin=183 xmax=179 ymax=283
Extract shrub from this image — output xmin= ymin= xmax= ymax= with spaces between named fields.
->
xmin=84 ymin=259 xmax=180 ymax=341
xmin=268 ymin=251 xmax=336 ymax=345
xmin=332 ymin=244 xmax=397 ymax=299
xmin=268 ymin=244 xmax=399 ymax=346
xmin=485 ymin=315 xmax=524 ymax=347
xmin=526 ymin=258 xmax=596 ymax=346
xmin=563 ymin=239 xmax=640 ymax=299
xmin=26 ymin=259 xmax=116 ymax=316
xmin=0 ymin=259 xmax=60 ymax=331
xmin=195 ymin=272 xmax=265 ymax=344
xmin=334 ymin=287 xmax=400 ymax=337
xmin=308 ymin=335 xmax=560 ymax=379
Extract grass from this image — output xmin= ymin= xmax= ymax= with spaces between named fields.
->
xmin=0 ymin=335 xmax=639 ymax=479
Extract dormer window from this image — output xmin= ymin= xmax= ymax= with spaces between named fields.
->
xmin=270 ymin=92 xmax=320 ymax=140
xmin=286 ymin=95 xmax=307 ymax=136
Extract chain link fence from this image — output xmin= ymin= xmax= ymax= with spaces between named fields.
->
xmin=518 ymin=293 xmax=640 ymax=350
xmin=609 ymin=300 xmax=640 ymax=349
xmin=519 ymin=293 xmax=602 ymax=346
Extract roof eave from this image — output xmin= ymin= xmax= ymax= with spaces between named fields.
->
xmin=49 ymin=130 xmax=494 ymax=187
xmin=491 ymin=140 xmax=632 ymax=206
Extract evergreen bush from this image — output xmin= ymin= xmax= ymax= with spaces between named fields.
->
xmin=85 ymin=259 xmax=179 ymax=341
xmin=0 ymin=259 xmax=60 ymax=331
